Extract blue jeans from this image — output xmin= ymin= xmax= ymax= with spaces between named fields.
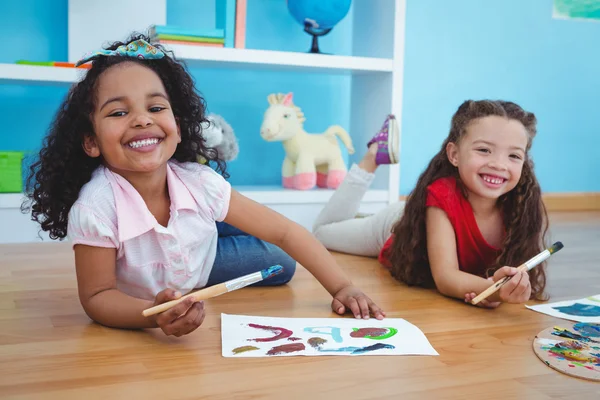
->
xmin=207 ymin=222 xmax=296 ymax=287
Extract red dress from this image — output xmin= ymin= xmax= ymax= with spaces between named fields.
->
xmin=379 ymin=177 xmax=500 ymax=276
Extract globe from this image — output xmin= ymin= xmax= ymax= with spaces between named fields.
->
xmin=287 ymin=0 xmax=352 ymax=54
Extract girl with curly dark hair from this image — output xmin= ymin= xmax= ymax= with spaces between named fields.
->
xmin=24 ymin=33 xmax=384 ymax=337
xmin=313 ymin=101 xmax=549 ymax=308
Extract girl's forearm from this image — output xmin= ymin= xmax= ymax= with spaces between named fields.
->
xmin=279 ymin=224 xmax=353 ymax=296
xmin=81 ymin=288 xmax=157 ymax=329
xmin=435 ymin=270 xmax=500 ymax=301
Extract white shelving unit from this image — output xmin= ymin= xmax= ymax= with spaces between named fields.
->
xmin=0 ymin=0 xmax=405 ymax=243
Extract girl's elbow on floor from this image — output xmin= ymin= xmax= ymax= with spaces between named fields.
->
xmin=432 ymin=277 xmax=457 ymax=299
xmin=80 ymin=301 xmax=104 ymax=326
xmin=78 ymin=292 xmax=114 ymax=328
xmin=79 ymin=296 xmax=100 ymax=320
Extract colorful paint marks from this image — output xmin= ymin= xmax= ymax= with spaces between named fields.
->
xmin=533 ymin=322 xmax=600 ymax=381
xmin=247 ymin=324 xmax=397 ymax=355
xmin=543 ymin=339 xmax=600 ymax=371
xmin=526 ymin=294 xmax=600 ymax=323
xmin=247 ymin=324 xmax=293 ymax=342
xmin=315 ymin=343 xmax=395 ymax=354
xmin=575 ymin=322 xmax=600 ymax=337
xmin=232 ymin=345 xmax=259 ymax=355
xmin=553 ymin=303 xmax=600 ymax=317
xmin=267 ymin=343 xmax=305 ymax=355
xmin=303 ymin=326 xmax=342 ymax=343
xmin=552 ymin=326 xmax=600 ymax=343
xmin=547 ymin=340 xmax=600 ymax=364
xmin=308 ymin=337 xmax=327 ymax=348
xmin=350 ymin=327 xmax=398 ymax=340
xmin=353 ymin=343 xmax=395 ymax=354
xmin=221 ymin=314 xmax=439 ymax=358
xmin=305 ymin=335 xmax=395 ymax=354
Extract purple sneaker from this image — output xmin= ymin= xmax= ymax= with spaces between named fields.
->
xmin=367 ymin=114 xmax=399 ymax=165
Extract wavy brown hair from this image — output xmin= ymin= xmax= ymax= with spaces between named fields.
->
xmin=388 ymin=100 xmax=548 ymax=300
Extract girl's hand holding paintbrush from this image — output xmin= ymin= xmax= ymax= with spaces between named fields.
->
xmin=143 ymin=265 xmax=286 ymax=337
xmin=464 ymin=267 xmax=531 ymax=308
xmin=151 ymin=289 xmax=206 ymax=337
xmin=466 ymin=242 xmax=563 ymax=307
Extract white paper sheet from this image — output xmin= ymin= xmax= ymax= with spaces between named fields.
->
xmin=526 ymin=294 xmax=600 ymax=323
xmin=221 ymin=314 xmax=438 ymax=358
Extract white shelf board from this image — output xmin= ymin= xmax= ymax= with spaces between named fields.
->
xmin=0 ymin=64 xmax=82 ymax=84
xmin=0 ymin=188 xmax=388 ymax=209
xmin=0 ymin=47 xmax=393 ymax=85
xmin=166 ymin=45 xmax=394 ymax=74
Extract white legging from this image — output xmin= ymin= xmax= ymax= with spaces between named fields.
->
xmin=312 ymin=164 xmax=404 ymax=257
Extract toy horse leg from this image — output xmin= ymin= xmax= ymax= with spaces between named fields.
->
xmin=316 ymin=164 xmax=328 ymax=188
xmin=325 ymin=155 xmax=347 ymax=189
xmin=282 ymin=158 xmax=295 ymax=189
xmin=294 ymin=155 xmax=317 ymax=190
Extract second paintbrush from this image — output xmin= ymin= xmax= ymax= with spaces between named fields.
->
xmin=471 ymin=241 xmax=564 ymax=305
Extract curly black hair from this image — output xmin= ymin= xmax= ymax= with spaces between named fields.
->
xmin=22 ymin=32 xmax=227 ymax=240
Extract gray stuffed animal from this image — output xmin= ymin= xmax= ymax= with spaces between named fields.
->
xmin=202 ymin=113 xmax=239 ymax=161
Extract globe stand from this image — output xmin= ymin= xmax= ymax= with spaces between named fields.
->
xmin=304 ymin=22 xmax=332 ymax=54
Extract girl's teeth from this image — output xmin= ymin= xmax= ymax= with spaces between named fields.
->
xmin=483 ymin=175 xmax=503 ymax=184
xmin=128 ymin=138 xmax=159 ymax=148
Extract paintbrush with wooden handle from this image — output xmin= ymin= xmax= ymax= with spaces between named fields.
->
xmin=142 ymin=265 xmax=284 ymax=317
xmin=471 ymin=241 xmax=563 ymax=305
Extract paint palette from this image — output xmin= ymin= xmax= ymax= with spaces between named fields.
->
xmin=533 ymin=322 xmax=600 ymax=381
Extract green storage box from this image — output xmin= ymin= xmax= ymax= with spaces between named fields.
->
xmin=0 ymin=151 xmax=24 ymax=193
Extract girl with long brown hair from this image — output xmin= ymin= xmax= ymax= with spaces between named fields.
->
xmin=313 ymin=100 xmax=549 ymax=308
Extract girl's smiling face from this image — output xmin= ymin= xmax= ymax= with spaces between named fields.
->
xmin=83 ymin=62 xmax=181 ymax=175
xmin=446 ymin=115 xmax=529 ymax=202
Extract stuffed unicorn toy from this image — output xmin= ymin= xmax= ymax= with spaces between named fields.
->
xmin=260 ymin=92 xmax=355 ymax=190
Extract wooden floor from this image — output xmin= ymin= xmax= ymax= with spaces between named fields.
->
xmin=0 ymin=212 xmax=599 ymax=399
